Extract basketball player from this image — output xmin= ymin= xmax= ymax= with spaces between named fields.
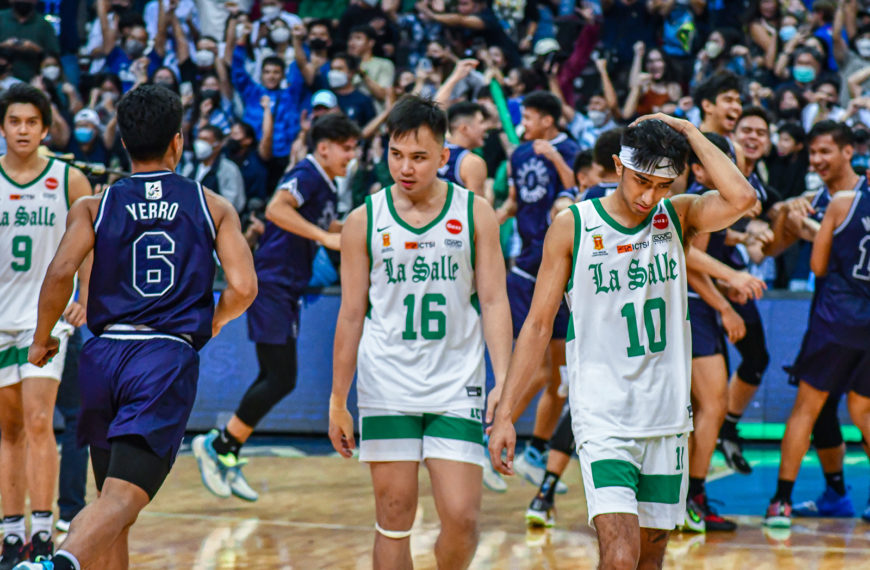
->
xmin=436 ymin=102 xmax=490 ymax=201
xmin=694 ymin=71 xmax=745 ymax=171
xmin=193 ymin=114 xmax=361 ymax=502
xmin=17 ymin=84 xmax=257 ymax=570
xmin=498 ymin=90 xmax=579 ymax=489
xmin=579 ymin=128 xmax=623 ymax=201
xmin=328 ymin=95 xmax=512 ymax=569
xmin=489 ymin=114 xmax=755 ymax=567
xmin=0 ymin=84 xmax=91 ymax=567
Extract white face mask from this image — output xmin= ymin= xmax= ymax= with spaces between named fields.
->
xmin=193 ymin=139 xmax=215 ymax=160
xmin=261 ymin=5 xmax=281 ymax=20
xmin=194 ymin=49 xmax=215 ymax=68
xmin=587 ymin=109 xmax=608 ymax=128
xmin=704 ymin=41 xmax=723 ymax=59
xmin=327 ymin=69 xmax=348 ymax=89
xmin=270 ymin=27 xmax=291 ymax=44
xmin=41 ymin=65 xmax=60 ymax=81
xmin=235 ymin=23 xmax=247 ymax=39
xmin=857 ymin=38 xmax=870 ymax=59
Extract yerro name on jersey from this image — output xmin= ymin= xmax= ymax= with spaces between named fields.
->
xmin=1 ymin=206 xmax=57 ymax=226
xmin=588 ymin=252 xmax=679 ymax=294
xmin=124 ymin=201 xmax=180 ymax=221
xmin=385 ymin=255 xmax=461 ymax=284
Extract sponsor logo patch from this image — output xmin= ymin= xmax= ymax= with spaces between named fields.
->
xmin=44 ymin=177 xmax=59 ymax=190
xmin=446 ymin=219 xmax=462 ymax=234
xmin=444 ymin=239 xmax=463 ymax=248
xmin=653 ymin=213 xmax=669 ymax=230
xmin=653 ymin=232 xmax=672 ymax=244
xmin=145 ymin=181 xmax=163 ymax=200
xmin=617 ymin=241 xmax=650 ymax=253
xmin=42 ymin=192 xmax=58 ymax=200
xmin=617 ymin=244 xmax=632 ymax=254
xmin=592 ymin=234 xmax=608 ymax=257
xmin=405 ymin=241 xmax=418 ymax=250
xmin=466 ymin=386 xmax=482 ymax=397
xmin=9 ymin=194 xmax=35 ymax=200
xmin=382 ymin=233 xmax=391 ymax=247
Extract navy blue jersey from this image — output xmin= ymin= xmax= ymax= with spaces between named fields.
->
xmin=580 ymin=181 xmax=618 ymax=201
xmin=809 ymin=177 xmax=868 ymax=223
xmin=511 ymin=133 xmax=581 ymax=274
xmin=88 ymin=171 xmax=217 ymax=350
xmin=814 ymin=186 xmax=870 ymax=347
xmin=254 ymin=155 xmax=338 ymax=293
xmin=437 ymin=143 xmax=469 ymax=187
xmin=686 ymin=181 xmax=730 ymax=297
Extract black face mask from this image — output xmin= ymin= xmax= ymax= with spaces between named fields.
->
xmin=429 ymin=56 xmax=443 ymax=67
xmin=778 ymin=107 xmax=801 ymax=120
xmin=12 ymin=1 xmax=35 ymax=18
xmin=309 ymin=38 xmax=328 ymax=51
xmin=199 ymin=89 xmax=220 ymax=105
xmin=403 ymin=83 xmax=414 ymax=93
xmin=224 ymin=139 xmax=243 ymax=156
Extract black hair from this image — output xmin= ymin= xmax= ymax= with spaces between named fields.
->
xmin=118 ymin=11 xmax=146 ymax=32
xmin=738 ymin=105 xmax=771 ymax=128
xmin=643 ymin=47 xmax=675 ymax=83
xmin=332 ymin=52 xmax=359 ymax=73
xmin=199 ymin=35 xmax=220 ymax=46
xmin=261 ymin=55 xmax=286 ymax=73
xmin=238 ymin=121 xmax=257 ymax=142
xmin=199 ymin=124 xmax=225 ymax=142
xmin=522 ymin=90 xmax=562 ymax=124
xmin=778 ymin=121 xmax=806 ymax=147
xmin=812 ymin=0 xmax=836 ymax=23
xmin=689 ymin=132 xmax=731 ymax=166
xmin=773 ymin=85 xmax=806 ymax=112
xmin=447 ymin=101 xmax=487 ymax=126
xmin=310 ymin=112 xmax=362 ymax=147
xmin=97 ymin=72 xmax=123 ymax=95
xmin=116 ymin=84 xmax=183 ymax=162
xmin=0 ymin=83 xmax=52 ymax=127
xmin=309 ymin=18 xmax=333 ymax=33
xmin=792 ymin=46 xmax=825 ymax=69
xmin=813 ymin=76 xmax=839 ymax=94
xmin=620 ymin=119 xmax=689 ymax=176
xmin=573 ymin=149 xmax=594 ymax=174
xmin=149 ymin=65 xmax=180 ymax=93
xmin=350 ymin=24 xmax=377 ymax=41
xmin=386 ymin=95 xmax=448 ymax=145
xmin=594 ymin=128 xmax=625 ymax=173
xmin=808 ymin=119 xmax=854 ymax=148
xmin=693 ymin=70 xmax=742 ymax=118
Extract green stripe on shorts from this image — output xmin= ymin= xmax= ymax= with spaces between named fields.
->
xmin=423 ymin=414 xmax=483 ymax=445
xmin=361 ymin=415 xmax=423 ymax=440
xmin=637 ymin=473 xmax=682 ymax=504
xmin=591 ymin=459 xmax=639 ymax=492
xmin=0 ymin=346 xmax=27 ymax=369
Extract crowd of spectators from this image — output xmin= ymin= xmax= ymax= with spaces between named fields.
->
xmin=4 ymin=0 xmax=870 ymax=288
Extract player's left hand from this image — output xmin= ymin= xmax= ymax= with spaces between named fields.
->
xmin=487 ymin=416 xmax=516 ymax=476
xmin=63 ymin=301 xmax=87 ymax=328
xmin=485 ymin=383 xmax=503 ymax=424
xmin=28 ymin=337 xmax=60 ymax=368
xmin=328 ymin=405 xmax=356 ymax=458
xmin=631 ymin=112 xmax=693 ymax=135
xmin=532 ymin=139 xmax=558 ymax=160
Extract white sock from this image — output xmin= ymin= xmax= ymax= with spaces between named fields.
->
xmin=1 ymin=515 xmax=25 ymax=542
xmin=31 ymin=510 xmax=53 ymax=539
xmin=56 ymin=549 xmax=82 ymax=570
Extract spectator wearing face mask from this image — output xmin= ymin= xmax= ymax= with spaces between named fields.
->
xmin=179 ymin=34 xmax=233 ymax=102
xmin=0 ymin=0 xmax=61 ymax=81
xmin=251 ymin=0 xmax=302 ymax=51
xmin=839 ymin=24 xmax=870 ymax=108
xmin=328 ymin=53 xmax=376 ymax=128
xmin=194 ymin=83 xmax=234 ymax=137
xmin=67 ymin=109 xmax=114 ymax=186
xmin=182 ymin=124 xmax=247 ymax=212
xmin=290 ymin=19 xmax=333 ymax=97
xmin=40 ymin=55 xmax=83 ymax=116
xmin=144 ymin=0 xmax=199 ymax=55
xmin=96 ymin=1 xmax=163 ymax=92
xmin=225 ymin=121 xmax=270 ymax=207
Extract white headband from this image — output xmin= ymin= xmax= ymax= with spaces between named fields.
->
xmin=618 ymin=146 xmax=680 ymax=179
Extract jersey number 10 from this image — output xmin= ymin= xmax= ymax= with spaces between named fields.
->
xmin=620 ymin=297 xmax=667 ymax=357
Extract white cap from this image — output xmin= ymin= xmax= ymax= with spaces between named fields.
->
xmin=74 ymin=108 xmax=102 ymax=128
xmin=312 ymin=90 xmax=337 ymax=109
xmin=533 ymin=38 xmax=560 ymax=57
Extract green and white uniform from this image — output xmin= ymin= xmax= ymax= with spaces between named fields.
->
xmin=565 ymin=198 xmax=692 ymax=529
xmin=357 ymin=183 xmax=485 ymax=466
xmin=0 ymin=158 xmax=73 ymax=387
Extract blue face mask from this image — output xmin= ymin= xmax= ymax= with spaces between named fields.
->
xmin=793 ymin=65 xmax=816 ymax=84
xmin=75 ymin=127 xmax=95 ymax=144
xmin=779 ymin=25 xmax=797 ymax=43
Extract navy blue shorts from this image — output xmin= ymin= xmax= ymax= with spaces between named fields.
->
xmin=689 ymin=297 xmax=725 ymax=358
xmin=77 ymin=336 xmax=199 ymax=462
xmin=507 ymin=269 xmax=569 ymax=339
xmin=247 ymin=281 xmax=301 ymax=344
xmin=731 ymin=297 xmax=761 ymax=324
xmin=791 ymin=318 xmax=870 ymax=397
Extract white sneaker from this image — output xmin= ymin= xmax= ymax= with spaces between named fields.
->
xmin=514 ymin=447 xmax=568 ymax=494
xmin=226 ymin=465 xmax=259 ymax=502
xmin=55 ymin=518 xmax=71 ymax=533
xmin=482 ymin=460 xmax=508 ymax=492
xmin=192 ymin=431 xmax=231 ymax=498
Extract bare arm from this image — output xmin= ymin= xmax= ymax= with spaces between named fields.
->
xmin=596 ymin=59 xmax=620 ymax=117
xmin=459 ymin=153 xmax=488 ymax=199
xmin=685 ymin=246 xmax=765 ymax=301
xmin=258 ymin=96 xmax=274 ymax=161
xmin=434 ymin=59 xmax=478 ymax=108
xmin=97 ymin=0 xmax=116 ymax=57
xmin=847 ymin=67 xmax=870 ymax=99
xmin=810 ymin=191 xmax=853 ymax=276
xmin=328 ymin=206 xmax=369 ymax=457
xmin=154 ymin=0 xmax=170 ymax=58
xmin=265 ymin=184 xmax=341 ymax=250
xmin=832 ymin=1 xmax=849 ymax=67
xmin=170 ymin=8 xmax=190 ymax=64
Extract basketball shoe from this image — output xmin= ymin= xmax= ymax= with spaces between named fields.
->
xmin=226 ymin=463 xmax=259 ymax=502
xmin=513 ymin=447 xmax=568 ymax=494
xmin=792 ymin=485 xmax=854 ymax=517
xmin=192 ymin=430 xmax=231 ymax=498
xmin=764 ymin=500 xmax=792 ymax=529
xmin=684 ymin=493 xmax=736 ymax=532
xmin=0 ymin=535 xmax=27 ymax=570
xmin=716 ymin=436 xmax=752 ymax=475
xmin=27 ymin=533 xmax=52 ymax=563
xmin=525 ymin=494 xmax=556 ymax=528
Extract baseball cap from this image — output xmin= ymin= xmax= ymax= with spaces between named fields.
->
xmin=533 ymin=38 xmax=560 ymax=57
xmin=74 ymin=108 xmax=102 ymax=128
xmin=312 ymin=90 xmax=337 ymax=109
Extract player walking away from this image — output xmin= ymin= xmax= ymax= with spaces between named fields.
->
xmin=489 ymin=114 xmax=755 ymax=568
xmin=763 ymin=122 xmax=870 ymax=528
xmin=329 ymin=95 xmax=512 ymax=570
xmin=16 ymin=84 xmax=257 ymax=570
xmin=0 ymin=84 xmax=91 ymax=569
xmin=497 ymin=91 xmax=579 ymax=492
xmin=192 ymin=114 xmax=360 ymax=502
xmin=436 ymin=102 xmax=490 ymax=202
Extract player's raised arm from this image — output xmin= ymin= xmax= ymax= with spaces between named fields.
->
xmin=29 ymin=197 xmax=100 ymax=366
xmin=488 ymin=208 xmax=575 ymax=474
xmin=329 ymin=205 xmax=369 ymax=457
xmin=810 ymin=191 xmax=855 ymax=277
xmin=209 ymin=191 xmax=258 ymax=337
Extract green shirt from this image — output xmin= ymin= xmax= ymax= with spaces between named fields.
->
xmin=0 ymin=9 xmax=60 ymax=81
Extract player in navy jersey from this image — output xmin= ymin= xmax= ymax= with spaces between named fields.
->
xmin=436 ymin=102 xmax=490 ymax=201
xmin=580 ymin=129 xmax=623 ymax=202
xmin=193 ymin=114 xmax=361 ymax=502
xmin=21 ymin=85 xmax=257 ymax=570
xmin=765 ymin=173 xmax=870 ymax=530
xmin=495 ymin=91 xmax=580 ymax=490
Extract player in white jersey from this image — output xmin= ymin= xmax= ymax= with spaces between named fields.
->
xmin=0 ymin=85 xmax=91 ymax=566
xmin=489 ymin=114 xmax=755 ymax=567
xmin=329 ymin=95 xmax=512 ymax=569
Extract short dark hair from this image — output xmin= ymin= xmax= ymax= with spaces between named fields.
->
xmin=350 ymin=25 xmax=376 ymax=41
xmin=117 ymin=84 xmax=183 ymax=162
xmin=262 ymin=56 xmax=286 ymax=73
xmin=738 ymin=106 xmax=770 ymax=128
xmin=333 ymin=52 xmax=359 ymax=72
xmin=778 ymin=121 xmax=806 ymax=146
xmin=386 ymin=95 xmax=447 ymax=145
xmin=0 ymin=83 xmax=52 ymax=127
xmin=690 ymin=132 xmax=731 ymax=166
xmin=573 ymin=149 xmax=594 ymax=174
xmin=808 ymin=119 xmax=853 ymax=148
xmin=239 ymin=122 xmax=257 ymax=142
xmin=309 ymin=19 xmax=332 ymax=34
xmin=693 ymin=71 xmax=742 ymax=118
xmin=199 ymin=124 xmax=225 ymax=142
xmin=620 ymin=119 xmax=690 ymax=177
xmin=594 ymin=128 xmax=624 ymax=173
xmin=118 ymin=12 xmax=146 ymax=32
xmin=310 ymin=113 xmax=362 ymax=147
xmin=522 ymin=90 xmax=562 ymax=123
xmin=447 ymin=101 xmax=487 ymax=127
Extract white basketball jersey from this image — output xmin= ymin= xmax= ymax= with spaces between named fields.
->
xmin=565 ymin=198 xmax=693 ymax=442
xmin=0 ymin=158 xmax=70 ymax=330
xmin=357 ymin=183 xmax=485 ymax=411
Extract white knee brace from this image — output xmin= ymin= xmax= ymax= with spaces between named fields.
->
xmin=375 ymin=521 xmax=413 ymax=539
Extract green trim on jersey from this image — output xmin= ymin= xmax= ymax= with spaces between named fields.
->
xmin=423 ymin=413 xmax=483 ymax=445
xmin=385 ymin=182 xmax=455 ymax=235
xmin=467 ymin=189 xmax=475 ymax=268
xmin=365 ymin=195 xmax=373 ymax=272
xmin=470 ymin=292 xmax=480 ymax=315
xmin=592 ymin=197 xmax=656 ymax=235
xmin=566 ymin=204 xmax=581 ymax=292
xmin=63 ymin=163 xmax=70 ymax=210
xmin=637 ymin=473 xmax=682 ymax=504
xmin=361 ymin=415 xmax=422 ymax=439
xmin=0 ymin=157 xmax=54 ymax=189
xmin=361 ymin=413 xmax=483 ymax=445
xmin=0 ymin=346 xmax=27 ymax=369
xmin=663 ymin=199 xmax=683 ymax=244
xmin=590 ymin=459 xmax=681 ymax=505
xmin=591 ymin=459 xmax=639 ymax=491
xmin=566 ymin=316 xmax=575 ymax=341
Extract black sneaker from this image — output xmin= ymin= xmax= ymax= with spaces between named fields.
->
xmin=717 ymin=435 xmax=752 ymax=475
xmin=28 ymin=531 xmax=54 ymax=562
xmin=525 ymin=494 xmax=556 ymax=528
xmin=0 ymin=535 xmax=27 ymax=570
xmin=693 ymin=493 xmax=737 ymax=532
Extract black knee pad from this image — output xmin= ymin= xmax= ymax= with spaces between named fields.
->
xmin=547 ymin=407 xmax=575 ymax=455
xmin=812 ymin=395 xmax=844 ymax=449
xmin=105 ymin=436 xmax=172 ymax=500
xmin=735 ymin=321 xmax=769 ymax=386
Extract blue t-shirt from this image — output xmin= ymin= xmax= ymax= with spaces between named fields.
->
xmin=104 ymin=47 xmax=162 ymax=92
xmin=437 ymin=143 xmax=470 ymax=187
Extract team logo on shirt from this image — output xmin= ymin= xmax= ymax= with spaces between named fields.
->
xmin=444 ymin=239 xmax=463 ymax=249
xmin=44 ymin=177 xmax=59 ymax=190
xmin=653 ymin=232 xmax=672 ymax=244
xmin=517 ymin=159 xmax=549 ymax=203
xmin=405 ymin=241 xmax=435 ymax=249
xmin=592 ymin=234 xmax=608 ymax=257
xmin=382 ymin=233 xmax=391 ymax=247
xmin=653 ymin=213 xmax=669 ymax=230
xmin=446 ymin=219 xmax=462 ymax=234
xmin=145 ymin=181 xmax=163 ymax=200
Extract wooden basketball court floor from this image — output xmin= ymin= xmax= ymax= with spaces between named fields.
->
xmin=53 ymin=445 xmax=870 ymax=569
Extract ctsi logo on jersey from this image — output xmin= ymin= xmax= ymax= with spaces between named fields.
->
xmin=617 ymin=241 xmax=649 ymax=254
xmin=592 ymin=234 xmax=608 ymax=257
xmin=382 ymin=233 xmax=391 ymax=247
xmin=145 ymin=181 xmax=163 ymax=200
xmin=44 ymin=177 xmax=59 ymax=190
xmin=653 ymin=213 xmax=669 ymax=230
xmin=446 ymin=219 xmax=462 ymax=234
xmin=9 ymin=194 xmax=35 ymax=200
xmin=617 ymin=245 xmax=632 ymax=254
xmin=406 ymin=241 xmax=435 ymax=249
